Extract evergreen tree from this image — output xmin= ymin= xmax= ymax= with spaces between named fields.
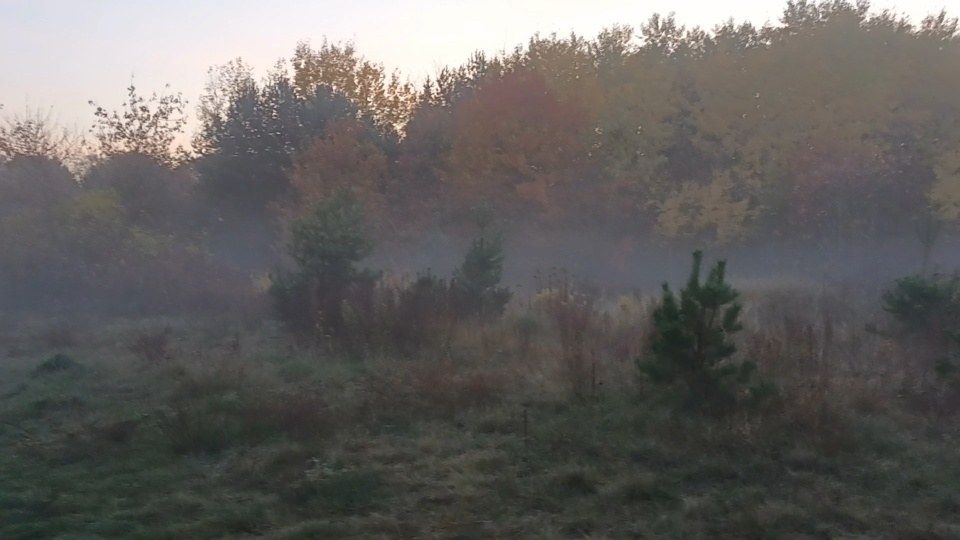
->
xmin=879 ymin=270 xmax=960 ymax=391
xmin=637 ymin=250 xmax=765 ymax=414
xmin=270 ymin=187 xmax=378 ymax=339
xmin=450 ymin=203 xmax=512 ymax=318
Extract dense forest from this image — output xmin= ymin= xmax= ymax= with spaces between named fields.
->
xmin=6 ymin=4 xmax=960 ymax=538
xmin=2 ymin=0 xmax=960 ymax=316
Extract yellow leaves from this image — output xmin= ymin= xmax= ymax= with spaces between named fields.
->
xmin=39 ymin=189 xmax=169 ymax=257
xmin=692 ymin=24 xmax=900 ymax=184
xmin=61 ymin=189 xmax=125 ymax=227
xmin=655 ymin=172 xmax=754 ymax=244
xmin=519 ymin=33 xmax=598 ymax=102
xmin=59 ymin=190 xmax=134 ymax=245
xmin=129 ymin=228 xmax=171 ymax=256
xmin=591 ymin=51 xmax=678 ymax=195
xmin=186 ymin=19 xmax=960 ymax=240
xmin=931 ymin=147 xmax=960 ymax=220
xmin=615 ymin=293 xmax=646 ymax=320
xmin=292 ymin=40 xmax=418 ymax=133
xmin=251 ymin=271 xmax=274 ymax=293
xmin=442 ymin=68 xmax=589 ymax=218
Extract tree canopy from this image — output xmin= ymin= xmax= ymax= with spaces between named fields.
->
xmin=2 ymin=1 xmax=960 ymax=314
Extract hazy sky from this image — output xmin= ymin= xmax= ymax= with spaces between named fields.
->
xmin=1 ymin=0 xmax=955 ymax=136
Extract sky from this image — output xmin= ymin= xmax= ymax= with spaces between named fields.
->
xmin=1 ymin=0 xmax=956 ymax=138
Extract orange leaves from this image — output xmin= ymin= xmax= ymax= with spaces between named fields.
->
xmin=444 ymin=67 xmax=590 ymax=219
xmin=780 ymin=134 xmax=892 ymax=239
xmin=280 ymin=118 xmax=389 ymax=233
xmin=240 ymin=18 xmax=960 ymax=243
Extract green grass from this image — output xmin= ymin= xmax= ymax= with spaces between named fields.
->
xmin=2 ymin=323 xmax=960 ymax=539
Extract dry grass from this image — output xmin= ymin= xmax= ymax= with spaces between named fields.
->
xmin=740 ymin=283 xmax=942 ymax=418
xmin=357 ymin=358 xmax=510 ymax=423
xmin=128 ymin=325 xmax=175 ymax=367
xmin=2 ymin=279 xmax=960 ymax=538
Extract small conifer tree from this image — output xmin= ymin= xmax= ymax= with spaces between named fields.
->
xmin=637 ymin=250 xmax=764 ymax=414
xmin=450 ymin=203 xmax=512 ymax=318
xmin=270 ymin=187 xmax=378 ymax=340
xmin=879 ymin=270 xmax=960 ymax=390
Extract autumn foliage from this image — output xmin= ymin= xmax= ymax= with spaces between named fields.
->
xmin=2 ymin=2 xmax=960 ymax=316
xmin=445 ymin=68 xmax=590 ymax=218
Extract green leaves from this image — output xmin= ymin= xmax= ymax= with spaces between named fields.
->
xmin=880 ymin=271 xmax=960 ymax=401
xmin=288 ymin=188 xmax=374 ymax=280
xmin=450 ymin=210 xmax=513 ymax=319
xmin=270 ymin=187 xmax=379 ymax=340
xmin=881 ymin=272 xmax=960 ymax=334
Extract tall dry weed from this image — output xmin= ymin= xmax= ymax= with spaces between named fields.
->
xmin=532 ymin=270 xmax=605 ymax=399
xmin=741 ymin=284 xmax=902 ymax=415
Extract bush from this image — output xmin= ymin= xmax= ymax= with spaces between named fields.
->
xmin=880 ymin=272 xmax=960 ymax=346
xmin=82 ymin=152 xmax=196 ymax=236
xmin=0 ymin=188 xmax=260 ymax=318
xmin=31 ymin=353 xmax=84 ymax=377
xmin=369 ymin=271 xmax=458 ymax=357
xmin=637 ymin=250 xmax=772 ymax=415
xmin=270 ymin=196 xmax=513 ymax=357
xmin=448 ymin=205 xmax=512 ymax=319
xmin=270 ymin=187 xmax=379 ymax=344
xmin=878 ymin=271 xmax=960 ymax=410
xmin=363 ymin=208 xmax=513 ymax=356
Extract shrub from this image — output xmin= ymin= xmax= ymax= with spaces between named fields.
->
xmin=880 ymin=272 xmax=960 ymax=346
xmin=878 ymin=271 xmax=960 ymax=410
xmin=369 ymin=270 xmax=458 ymax=357
xmin=0 ymin=187 xmax=260 ymax=318
xmin=449 ymin=205 xmax=512 ymax=319
xmin=35 ymin=320 xmax=80 ymax=349
xmin=270 ymin=187 xmax=379 ymax=344
xmin=136 ymin=245 xmax=266 ymax=318
xmin=636 ymin=250 xmax=772 ymax=415
xmin=513 ymin=312 xmax=547 ymax=362
xmin=935 ymin=330 xmax=960 ymax=389
xmin=31 ymin=353 xmax=84 ymax=377
xmin=352 ymin=207 xmax=512 ymax=357
xmin=0 ymin=155 xmax=79 ymax=219
xmin=82 ymin=152 xmax=196 ymax=236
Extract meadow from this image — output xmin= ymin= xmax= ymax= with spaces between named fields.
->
xmin=3 ymin=3 xmax=960 ymax=537
xmin=2 ymin=270 xmax=958 ymax=540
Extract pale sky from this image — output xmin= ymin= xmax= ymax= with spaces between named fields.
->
xmin=0 ymin=0 xmax=955 ymax=137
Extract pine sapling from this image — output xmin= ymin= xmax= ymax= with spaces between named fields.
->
xmin=450 ymin=203 xmax=512 ymax=318
xmin=638 ymin=250 xmax=765 ymax=414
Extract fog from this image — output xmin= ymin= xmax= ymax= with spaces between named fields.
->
xmin=367 ymin=228 xmax=960 ymax=299
xmin=2 ymin=1 xmax=960 ymax=320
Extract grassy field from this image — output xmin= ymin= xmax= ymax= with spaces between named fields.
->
xmin=1 ymin=285 xmax=959 ymax=540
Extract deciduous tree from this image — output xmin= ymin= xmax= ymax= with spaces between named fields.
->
xmin=89 ymin=81 xmax=189 ymax=166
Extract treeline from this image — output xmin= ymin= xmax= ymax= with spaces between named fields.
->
xmin=1 ymin=0 xmax=960 ymax=315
